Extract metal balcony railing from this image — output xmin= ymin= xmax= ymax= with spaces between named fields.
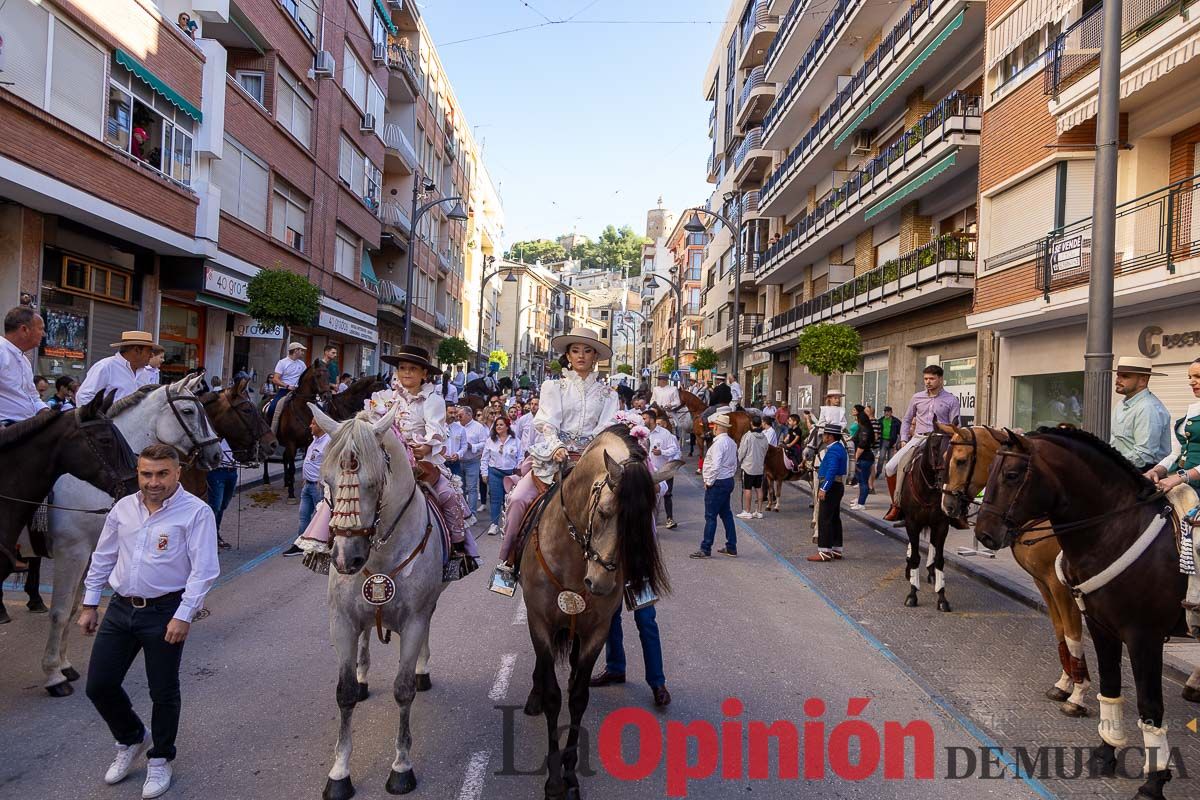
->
xmin=379 ymin=280 xmax=406 ymax=306
xmin=709 ymin=105 xmax=717 ymax=129
xmin=682 ymin=303 xmax=702 ymax=316
xmin=733 ymin=127 xmax=764 ymax=171
xmin=762 ymin=234 xmax=976 ymax=336
xmin=1045 ymin=0 xmax=1187 ymax=96
xmin=727 ymin=313 xmax=765 ymax=341
xmin=738 ymin=66 xmax=768 ymax=110
xmin=387 ymin=39 xmax=418 ymax=86
xmin=740 ymin=0 xmax=775 ymax=55
xmin=381 ymin=200 xmax=411 ymax=232
xmin=767 ymin=0 xmax=814 ymax=72
xmin=743 ymin=190 xmax=761 ymax=216
xmin=707 ymin=151 xmax=716 ymax=177
xmin=760 ymin=91 xmax=980 ymax=274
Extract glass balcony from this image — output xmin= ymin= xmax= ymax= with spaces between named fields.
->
xmin=727 ymin=313 xmax=765 ymax=343
xmin=738 ymin=0 xmax=780 ymax=71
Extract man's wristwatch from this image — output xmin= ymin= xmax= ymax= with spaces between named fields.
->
xmin=1178 ymin=469 xmax=1191 ymax=482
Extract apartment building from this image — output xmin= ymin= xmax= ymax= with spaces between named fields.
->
xmin=646 ymin=212 xmax=706 ymax=376
xmin=494 ymin=261 xmax=590 ymax=382
xmin=967 ymin=0 xmax=1200 ymax=428
xmin=702 ymin=0 xmax=987 ymax=414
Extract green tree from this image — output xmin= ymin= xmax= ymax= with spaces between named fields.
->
xmin=616 ymin=363 xmax=634 ymax=375
xmin=661 ymin=356 xmax=676 ymax=374
xmin=692 ymin=347 xmax=718 ymax=372
xmin=246 ymin=267 xmax=320 ymax=358
xmin=505 ymin=239 xmax=566 ymax=264
xmin=588 ymin=225 xmax=650 ymax=275
xmin=436 ymin=336 xmax=472 ymax=369
xmin=795 ymin=323 xmax=862 ymax=381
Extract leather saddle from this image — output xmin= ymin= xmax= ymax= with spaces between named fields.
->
xmin=510 ymin=480 xmax=561 ymax=582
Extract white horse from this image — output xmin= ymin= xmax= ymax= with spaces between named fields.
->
xmin=41 ymin=376 xmax=223 ymax=696
xmin=310 ymin=404 xmax=448 ymax=800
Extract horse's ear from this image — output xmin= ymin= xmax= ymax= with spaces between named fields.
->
xmin=308 ymin=403 xmax=342 ymax=437
xmin=100 ymin=388 xmax=118 ymax=415
xmin=230 ymin=378 xmax=249 ymax=398
xmin=603 ymin=451 xmax=624 ymax=483
xmin=82 ymin=390 xmax=106 ymax=418
xmin=184 ymin=374 xmax=204 ymax=393
xmin=371 ymin=402 xmax=401 ymax=437
xmin=1002 ymin=428 xmax=1025 ymax=450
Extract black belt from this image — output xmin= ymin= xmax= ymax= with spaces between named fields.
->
xmin=114 ymin=590 xmax=184 ymax=609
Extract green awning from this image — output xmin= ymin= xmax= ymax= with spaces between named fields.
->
xmin=115 ymin=49 xmax=203 ymax=123
xmin=196 ymin=292 xmax=248 ymax=314
xmin=864 ymin=151 xmax=958 ymax=221
xmin=833 ymin=10 xmax=965 ymax=149
xmin=361 ymin=252 xmax=380 ymax=287
xmin=375 ymin=0 xmax=399 ymax=35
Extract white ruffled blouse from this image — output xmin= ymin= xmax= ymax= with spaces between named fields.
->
xmin=364 ymin=382 xmax=449 ymax=467
xmin=529 ymin=372 xmax=619 ymax=482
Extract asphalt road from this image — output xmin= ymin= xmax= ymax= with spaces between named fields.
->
xmin=0 ymin=469 xmax=1124 ymax=800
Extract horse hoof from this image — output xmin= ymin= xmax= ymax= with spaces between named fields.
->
xmin=1088 ymin=743 xmax=1117 ymax=778
xmin=936 ymin=599 xmax=952 ymax=613
xmin=1060 ymin=701 xmax=1089 ymax=718
xmin=27 ymin=599 xmax=48 ymax=613
xmin=385 ymin=768 xmax=417 ymax=795
xmin=356 ymin=682 xmax=369 ymax=702
xmin=1135 ymin=768 xmax=1172 ymax=800
xmin=322 ymin=776 xmax=355 ymax=800
xmin=1045 ymin=687 xmax=1071 ymax=702
xmin=61 ymin=666 xmax=81 ymax=682
xmin=414 ymin=673 xmax=432 ymax=692
xmin=903 ymin=594 xmax=918 ymax=608
xmin=524 ymin=691 xmax=543 ymax=716
xmin=45 ymin=681 xmax=74 ymax=698
xmin=1182 ymin=685 xmax=1200 ymax=703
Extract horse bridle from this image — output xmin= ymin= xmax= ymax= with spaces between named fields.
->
xmin=330 ymin=447 xmax=426 ymax=550
xmin=165 ymin=385 xmax=221 ymax=462
xmin=941 ymin=427 xmax=982 ymax=509
xmin=76 ymin=410 xmax=138 ymax=499
xmin=556 ymin=459 xmax=632 ymax=573
xmin=204 ymin=392 xmax=267 ymax=466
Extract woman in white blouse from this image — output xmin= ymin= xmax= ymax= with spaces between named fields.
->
xmin=482 ymin=416 xmax=521 ymax=536
xmin=493 ymin=329 xmax=619 ymax=583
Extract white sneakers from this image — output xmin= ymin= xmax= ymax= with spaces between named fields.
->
xmin=142 ymin=758 xmax=172 ymax=799
xmin=105 ymin=736 xmax=149 ymax=784
xmin=736 ymin=511 xmax=753 ymax=520
xmin=753 ymin=511 xmax=763 ymax=519
xmin=104 ymin=737 xmax=172 ymax=798
xmin=849 ymin=502 xmax=864 ymax=510
xmin=486 ymin=523 xmax=500 ymax=536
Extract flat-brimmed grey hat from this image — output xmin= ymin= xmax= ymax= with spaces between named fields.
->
xmin=552 ymin=327 xmax=612 ymax=361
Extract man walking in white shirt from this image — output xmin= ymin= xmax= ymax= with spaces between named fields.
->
xmin=729 ymin=377 xmax=743 ymax=409
xmin=0 ymin=306 xmax=50 ymax=424
xmin=644 ymin=410 xmax=681 ymax=528
xmin=76 ymin=330 xmax=158 ymax=405
xmin=691 ymin=413 xmax=739 ymax=558
xmin=78 ymin=443 xmax=220 ymax=799
xmin=457 ymin=405 xmax=489 ymax=518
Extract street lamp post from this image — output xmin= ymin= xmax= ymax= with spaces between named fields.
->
xmin=643 ymin=267 xmax=684 ymax=380
xmin=475 ymin=256 xmax=517 ymax=369
xmin=619 ymin=308 xmax=650 ymax=381
xmin=404 ymin=176 xmax=469 ymax=345
xmin=683 ymin=198 xmax=743 ymax=383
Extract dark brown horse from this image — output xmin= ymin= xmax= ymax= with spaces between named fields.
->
xmin=328 ymin=375 xmax=387 ymax=420
xmin=519 ymin=427 xmax=676 ymax=800
xmin=896 ymin=432 xmax=954 ymax=611
xmin=975 ymin=427 xmax=1188 ymax=800
xmin=180 ymin=379 xmax=280 ymax=502
xmin=940 ymin=423 xmax=1091 ymax=717
xmin=265 ymin=362 xmax=333 ymax=499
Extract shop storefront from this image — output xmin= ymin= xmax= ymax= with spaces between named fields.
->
xmin=158 ymin=298 xmax=205 ymax=380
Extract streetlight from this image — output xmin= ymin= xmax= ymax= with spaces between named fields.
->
xmin=683 ymin=196 xmax=744 ymax=385
xmin=476 ymin=255 xmax=517 ymax=368
xmin=619 ymin=308 xmax=650 ymax=380
xmin=643 ymin=266 xmax=684 ymax=380
xmin=403 ymin=175 xmax=469 ymax=344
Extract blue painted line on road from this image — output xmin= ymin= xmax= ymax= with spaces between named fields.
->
xmin=733 ymin=517 xmax=1058 ymax=800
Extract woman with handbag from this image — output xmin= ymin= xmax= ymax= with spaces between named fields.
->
xmin=483 ymin=416 xmax=521 ymax=536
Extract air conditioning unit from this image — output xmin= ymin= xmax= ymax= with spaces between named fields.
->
xmin=311 ymin=50 xmax=335 ymax=79
xmin=850 ymin=130 xmax=872 ymax=156
xmin=372 ymin=42 xmax=387 ymax=63
xmin=360 ymin=113 xmax=376 ymax=131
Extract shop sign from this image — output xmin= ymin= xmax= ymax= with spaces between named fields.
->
xmin=1138 ymin=325 xmax=1200 ymax=359
xmin=946 ymin=383 xmax=977 ymax=422
xmin=41 ymin=307 xmax=88 ymax=360
xmin=319 ymin=311 xmax=378 ymax=344
xmin=204 ymin=266 xmax=250 ymax=303
xmin=233 ymin=316 xmax=283 ymax=340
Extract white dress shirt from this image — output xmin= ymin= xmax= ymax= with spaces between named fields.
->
xmin=452 ymin=371 xmax=466 ymax=389
xmin=0 ymin=337 xmax=49 ymax=421
xmin=646 ymin=425 xmax=681 ymax=472
xmin=365 ymin=382 xmax=449 ymax=467
xmin=482 ymin=435 xmax=521 ymax=472
xmin=818 ymin=404 xmax=847 ymax=428
xmin=444 ymin=381 xmax=459 ymax=403
xmin=303 ymin=432 xmax=330 ymax=482
xmin=274 ymin=356 xmax=307 ymax=389
xmin=446 ymin=420 xmax=466 ymax=460
xmin=137 ymin=365 xmax=161 ymax=387
xmin=75 ymin=353 xmax=142 ymax=405
xmin=529 ymin=372 xmax=620 ymax=482
xmin=730 ymin=381 xmax=743 ymax=404
xmin=650 ymin=384 xmax=681 ymax=409
xmin=702 ymin=433 xmax=739 ymax=485
xmin=460 ymin=419 xmax=489 ymax=462
xmin=764 ymin=426 xmax=779 ymax=447
xmin=83 ymin=487 xmax=220 ymax=622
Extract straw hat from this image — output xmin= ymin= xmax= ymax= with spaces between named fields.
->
xmin=109 ymin=330 xmax=158 ymax=349
xmin=710 ymin=412 xmax=732 ymax=428
xmin=552 ymin=327 xmax=612 ymax=361
xmin=287 ymin=341 xmax=308 ymax=353
xmin=1115 ymin=355 xmax=1166 ymax=377
xmin=381 ymin=345 xmax=442 ymax=375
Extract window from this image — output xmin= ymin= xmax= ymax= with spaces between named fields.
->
xmin=2 ymin=1 xmax=106 ymax=136
xmin=235 ymin=70 xmax=265 ymax=104
xmin=338 ymin=135 xmax=382 ymax=208
xmin=213 ymin=136 xmax=268 ymax=230
xmin=687 ymin=231 xmax=707 ymax=246
xmin=342 ymin=43 xmax=367 ymax=110
xmin=107 ymin=63 xmax=195 ymax=185
xmin=59 ymin=254 xmax=132 ymax=303
xmin=1013 ymin=372 xmax=1084 ymax=430
xmin=271 ymin=179 xmax=308 ymax=251
xmin=334 ymin=228 xmax=359 ymax=279
xmin=688 ymin=250 xmax=703 ymax=275
xmin=367 ymin=79 xmax=385 ymax=139
xmin=276 ymin=66 xmax=313 ymax=147
xmin=279 ymin=0 xmax=318 ymax=42
xmin=159 ymin=301 xmax=205 ymax=378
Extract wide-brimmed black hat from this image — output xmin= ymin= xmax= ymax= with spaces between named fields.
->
xmin=381 ymin=345 xmax=442 ymax=375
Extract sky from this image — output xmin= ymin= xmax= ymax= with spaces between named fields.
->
xmin=417 ymin=0 xmax=731 ymax=246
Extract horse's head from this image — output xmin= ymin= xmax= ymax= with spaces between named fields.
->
xmin=69 ymin=390 xmax=139 ymax=496
xmin=203 ymin=378 xmax=277 ymax=463
xmin=302 ymin=360 xmax=334 ymax=407
xmin=136 ymin=376 xmax=223 ymax=469
xmin=974 ymin=429 xmax=1046 ymax=550
xmin=312 ymin=402 xmax=407 ymax=575
xmin=940 ymin=424 xmax=1004 ymax=519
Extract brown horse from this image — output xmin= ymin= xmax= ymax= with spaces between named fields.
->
xmin=939 ymin=423 xmax=1091 ymax=717
xmin=519 ymin=426 xmax=676 ymax=800
xmin=265 ymin=362 xmax=332 ymax=499
xmin=896 ymin=431 xmax=954 ymax=611
xmin=763 ymin=444 xmax=812 ymax=512
xmin=179 ymin=379 xmax=280 ymax=502
xmin=329 ymin=375 xmax=388 ymax=420
xmin=975 ymin=427 xmax=1194 ymax=799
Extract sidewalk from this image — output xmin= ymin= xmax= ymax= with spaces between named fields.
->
xmin=790 ymin=476 xmax=1200 ymax=683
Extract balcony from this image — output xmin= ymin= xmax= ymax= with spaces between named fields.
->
xmin=727 ymin=313 xmax=765 ymax=343
xmin=736 ymin=66 xmax=776 ymax=131
xmin=762 ymin=0 xmax=984 ymax=214
xmin=682 ymin=302 xmax=702 ymax=316
xmin=758 ymin=92 xmax=981 ymax=285
xmin=383 ymin=123 xmax=418 ymax=174
xmin=380 ymin=200 xmax=411 ymax=236
xmin=386 ymin=39 xmax=418 ymax=103
xmin=732 ymin=127 xmax=771 ymax=186
xmin=755 ymin=234 xmax=977 ymax=350
xmin=738 ymin=0 xmax=781 ymax=72
xmin=378 ymin=280 xmax=406 ymax=322
xmin=706 ymin=150 xmax=721 ymax=183
xmin=445 ymin=129 xmax=458 ymax=161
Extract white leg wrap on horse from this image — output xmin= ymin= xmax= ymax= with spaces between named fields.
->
xmin=1065 ymin=636 xmax=1084 ymax=659
xmin=906 ymin=543 xmax=912 ymax=559
xmin=1138 ymin=720 xmax=1170 ymax=775
xmin=910 ymin=567 xmax=921 ymax=590
xmin=934 ymin=569 xmax=945 ymax=593
xmin=1098 ymin=695 xmax=1127 ymax=747
xmin=1054 ymin=672 xmax=1072 ymax=693
xmin=1067 ymin=681 xmax=1089 ymax=708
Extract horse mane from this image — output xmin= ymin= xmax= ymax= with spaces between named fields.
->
xmin=322 ymin=411 xmax=389 ymax=493
xmin=0 ymin=407 xmax=65 ymax=448
xmin=109 ymin=385 xmax=158 ymax=417
xmin=595 ymin=425 xmax=671 ymax=596
xmin=1030 ymin=426 xmax=1154 ymax=491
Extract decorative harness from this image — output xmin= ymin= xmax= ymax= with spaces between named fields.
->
xmin=164 ymin=385 xmax=221 ymax=466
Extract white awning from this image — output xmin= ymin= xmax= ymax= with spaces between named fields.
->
xmin=987 ymin=0 xmax=1075 ymax=69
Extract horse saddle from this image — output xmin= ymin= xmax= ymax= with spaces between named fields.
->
xmin=509 ymin=480 xmax=561 ymax=583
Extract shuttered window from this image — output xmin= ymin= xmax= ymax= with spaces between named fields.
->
xmin=215 ymin=136 xmax=268 ymax=232
xmin=367 ymin=79 xmax=385 ymax=138
xmin=0 ymin=0 xmax=50 ymax=108
xmin=1152 ymin=362 xmax=1198 ymax=423
xmin=1063 ymin=159 xmax=1095 ymax=227
xmin=986 ymin=167 xmax=1057 ymax=260
xmin=271 ymin=179 xmax=309 ymax=252
xmin=276 ymin=66 xmax=313 ymax=148
xmin=49 ymin=18 xmax=105 ymax=135
xmin=342 ymin=43 xmax=367 ymax=111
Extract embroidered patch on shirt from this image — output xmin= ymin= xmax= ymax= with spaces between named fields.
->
xmin=157 ymin=532 xmax=169 ymax=551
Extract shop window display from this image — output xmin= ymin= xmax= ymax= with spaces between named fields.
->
xmin=1012 ymin=372 xmax=1085 ymax=431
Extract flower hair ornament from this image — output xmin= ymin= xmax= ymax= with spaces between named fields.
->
xmin=612 ymin=410 xmax=650 ymax=442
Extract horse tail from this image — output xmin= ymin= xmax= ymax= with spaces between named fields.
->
xmin=618 ymin=458 xmax=671 ymax=596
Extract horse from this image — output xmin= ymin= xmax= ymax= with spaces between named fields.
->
xmin=939 ymin=424 xmax=1091 ymax=717
xmin=974 ymin=427 xmax=1195 ymax=800
xmin=519 ymin=426 xmax=676 ymax=800
xmin=329 ymin=375 xmax=388 ymax=421
xmin=38 ymin=376 xmax=224 ymax=696
xmin=179 ymin=379 xmax=279 ymax=502
xmin=798 ymin=424 xmax=832 ymax=532
xmin=762 ymin=444 xmax=812 ymax=513
xmin=0 ymin=392 xmax=137 ymax=625
xmin=308 ymin=403 xmax=448 ymax=800
xmin=676 ymin=389 xmax=706 ymax=455
xmin=889 ymin=430 xmax=955 ymax=612
xmin=266 ymin=362 xmax=333 ymax=499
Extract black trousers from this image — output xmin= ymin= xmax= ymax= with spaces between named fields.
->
xmin=817 ymin=481 xmax=844 ymax=550
xmin=85 ymin=594 xmax=186 ymax=760
xmin=662 ymin=478 xmax=674 ymax=519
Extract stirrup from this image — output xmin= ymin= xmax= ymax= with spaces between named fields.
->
xmin=488 ymin=564 xmax=516 ymax=597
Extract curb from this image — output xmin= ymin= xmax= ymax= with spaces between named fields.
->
xmin=786 ymin=481 xmax=1199 ymax=686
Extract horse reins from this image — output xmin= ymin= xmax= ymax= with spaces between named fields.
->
xmin=165 ymin=386 xmax=221 ymax=464
xmin=556 ymin=460 xmax=624 ymax=573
